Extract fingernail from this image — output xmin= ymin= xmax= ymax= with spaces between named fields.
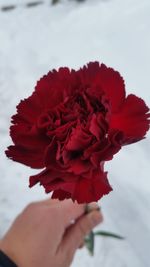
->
xmin=85 ymin=203 xmax=101 ymax=214
xmin=96 ymin=206 xmax=101 ymax=211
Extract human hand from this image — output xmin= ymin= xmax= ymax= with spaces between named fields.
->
xmin=0 ymin=199 xmax=103 ymax=267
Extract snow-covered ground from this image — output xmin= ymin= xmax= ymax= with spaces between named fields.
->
xmin=0 ymin=0 xmax=150 ymax=266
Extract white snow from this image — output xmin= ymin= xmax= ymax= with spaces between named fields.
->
xmin=0 ymin=0 xmax=150 ymax=266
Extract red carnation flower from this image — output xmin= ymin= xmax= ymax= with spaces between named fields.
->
xmin=6 ymin=62 xmax=150 ymax=203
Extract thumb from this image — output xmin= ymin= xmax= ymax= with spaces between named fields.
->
xmin=61 ymin=210 xmax=103 ymax=255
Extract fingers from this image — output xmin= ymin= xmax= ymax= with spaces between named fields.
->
xmin=34 ymin=199 xmax=99 ymax=230
xmin=41 ymin=199 xmax=85 ymax=227
xmin=60 ymin=209 xmax=103 ymax=255
xmin=28 ymin=199 xmax=85 ymax=239
xmin=45 ymin=199 xmax=86 ymax=226
xmin=59 ymin=200 xmax=85 ymax=227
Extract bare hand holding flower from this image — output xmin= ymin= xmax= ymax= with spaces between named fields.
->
xmin=0 ymin=199 xmax=103 ymax=267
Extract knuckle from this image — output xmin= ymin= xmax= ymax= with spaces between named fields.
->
xmin=23 ymin=202 xmax=42 ymax=215
xmin=25 ymin=202 xmax=35 ymax=211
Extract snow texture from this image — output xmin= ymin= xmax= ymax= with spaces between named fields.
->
xmin=0 ymin=0 xmax=150 ymax=266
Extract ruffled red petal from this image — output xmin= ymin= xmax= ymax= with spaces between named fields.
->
xmin=6 ymin=145 xmax=45 ymax=169
xmin=52 ymin=190 xmax=71 ymax=200
xmin=65 ymin=124 xmax=92 ymax=151
xmin=73 ymin=170 xmax=112 ymax=203
xmin=13 ymin=93 xmax=42 ymax=124
xmin=30 ymin=167 xmax=112 ymax=203
xmin=89 ymin=113 xmax=108 ymax=141
xmin=67 ymin=158 xmax=92 ymax=175
xmin=96 ymin=64 xmax=126 ymax=112
xmin=35 ymin=67 xmax=78 ymax=109
xmin=10 ymin=124 xmax=49 ymax=149
xmin=110 ymin=94 xmax=150 ymax=144
xmin=6 ymin=123 xmax=49 ymax=168
xmin=77 ymin=62 xmax=100 ymax=85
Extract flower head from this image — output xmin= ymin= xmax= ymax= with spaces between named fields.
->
xmin=6 ymin=62 xmax=150 ymax=203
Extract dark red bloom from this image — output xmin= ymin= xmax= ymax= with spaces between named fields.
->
xmin=6 ymin=62 xmax=150 ymax=203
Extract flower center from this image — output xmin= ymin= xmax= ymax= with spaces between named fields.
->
xmin=70 ymin=150 xmax=82 ymax=159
